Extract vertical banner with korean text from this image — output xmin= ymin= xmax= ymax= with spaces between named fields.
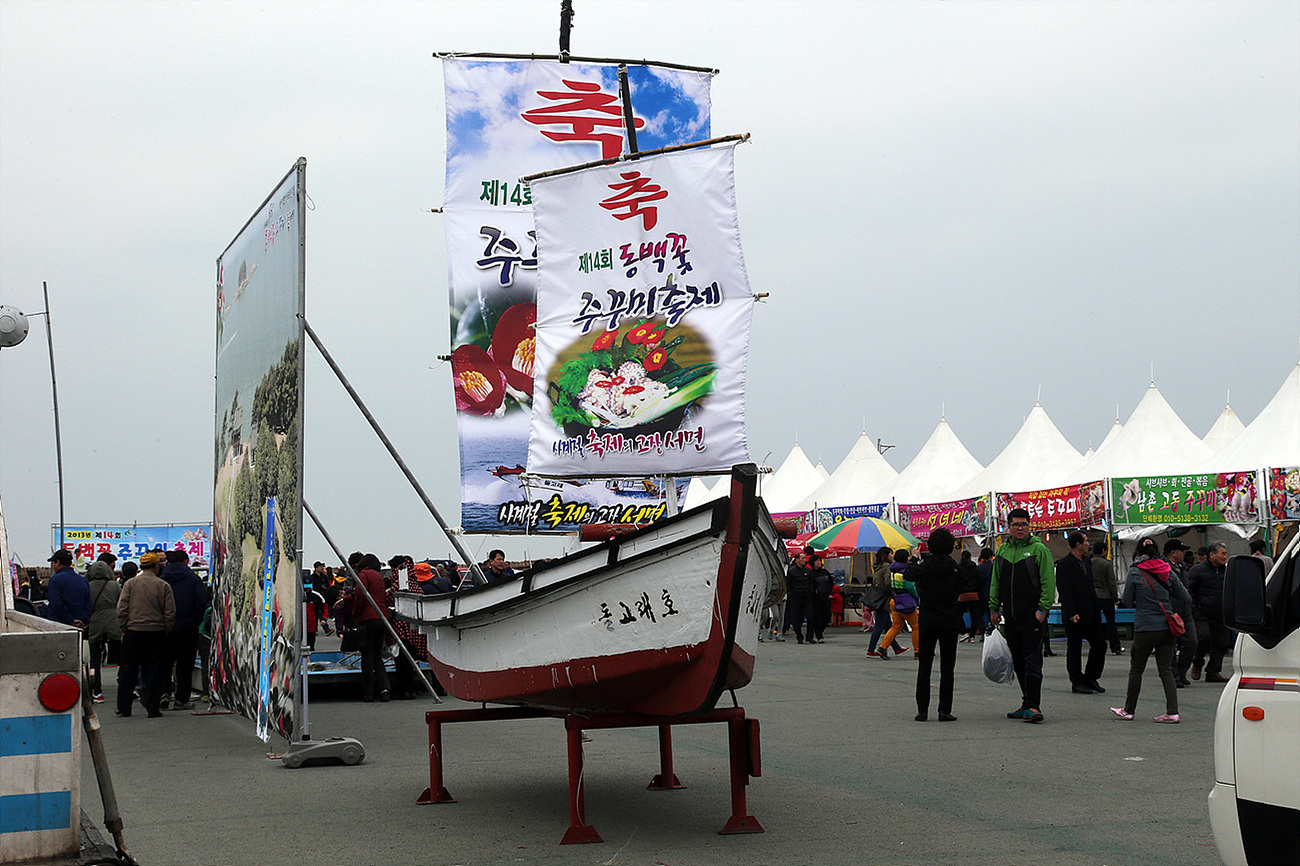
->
xmin=212 ymin=160 xmax=305 ymax=741
xmin=526 ymin=145 xmax=752 ymax=477
xmin=443 ymin=58 xmax=711 ymax=531
xmin=1110 ymin=472 xmax=1263 ymax=525
xmin=898 ymin=496 xmax=991 ymax=540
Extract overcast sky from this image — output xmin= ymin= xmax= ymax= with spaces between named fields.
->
xmin=1 ymin=1 xmax=1297 ymax=566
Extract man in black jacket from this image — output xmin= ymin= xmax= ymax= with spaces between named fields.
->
xmin=911 ymin=528 xmax=963 ymax=722
xmin=160 ymin=550 xmax=210 ymax=710
xmin=1056 ymin=532 xmax=1106 ymax=694
xmin=784 ymin=553 xmax=815 ymax=644
xmin=1185 ymin=542 xmax=1232 ymax=683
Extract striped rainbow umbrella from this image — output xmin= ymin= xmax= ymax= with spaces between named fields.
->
xmin=802 ymin=516 xmax=920 ymax=556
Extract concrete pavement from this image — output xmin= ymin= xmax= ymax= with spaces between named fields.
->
xmin=79 ymin=630 xmax=1229 ymax=865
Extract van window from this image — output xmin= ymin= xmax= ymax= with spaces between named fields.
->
xmin=1272 ymin=547 xmax=1299 ymax=638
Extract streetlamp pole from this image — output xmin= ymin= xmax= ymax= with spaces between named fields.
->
xmin=41 ymin=283 xmax=66 ymax=551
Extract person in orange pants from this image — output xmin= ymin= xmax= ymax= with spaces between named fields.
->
xmin=873 ymin=549 xmax=919 ymax=658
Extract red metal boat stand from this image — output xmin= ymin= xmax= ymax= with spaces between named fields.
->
xmin=417 ymin=705 xmax=763 ymax=844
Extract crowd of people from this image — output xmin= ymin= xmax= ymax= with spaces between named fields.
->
xmin=762 ymin=508 xmax=1252 ymax=726
xmin=39 ymin=546 xmax=210 ymax=718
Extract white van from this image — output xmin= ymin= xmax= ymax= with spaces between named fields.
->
xmin=1209 ymin=532 xmax=1300 ymax=866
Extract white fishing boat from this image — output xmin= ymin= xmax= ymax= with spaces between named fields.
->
xmin=394 ymin=464 xmax=785 ymax=716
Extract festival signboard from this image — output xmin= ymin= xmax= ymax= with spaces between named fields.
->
xmin=1268 ymin=466 xmax=1300 ymax=521
xmin=443 ymin=57 xmax=712 ymax=532
xmin=994 ymin=482 xmax=1109 ymax=533
xmin=799 ymin=503 xmax=890 ymax=535
xmin=59 ymin=524 xmax=212 ymax=571
xmin=526 ymin=144 xmax=753 ymax=478
xmin=211 ymin=160 xmax=305 ymax=742
xmin=1110 ymin=471 xmax=1262 ymax=525
xmin=898 ymin=496 xmax=990 ymax=540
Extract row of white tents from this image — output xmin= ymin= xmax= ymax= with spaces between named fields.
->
xmin=685 ymin=361 xmax=1300 ymax=520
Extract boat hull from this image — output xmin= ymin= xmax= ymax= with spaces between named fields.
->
xmin=396 ymin=464 xmax=784 ymax=716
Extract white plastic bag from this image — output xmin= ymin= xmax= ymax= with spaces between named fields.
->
xmin=982 ymin=628 xmax=1016 ymax=684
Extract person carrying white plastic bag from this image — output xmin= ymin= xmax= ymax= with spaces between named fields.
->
xmin=983 ymin=627 xmax=1016 ymax=684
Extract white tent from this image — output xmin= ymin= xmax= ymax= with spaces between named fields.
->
xmin=881 ymin=418 xmax=983 ymax=505
xmin=1097 ymin=417 xmax=1123 ymax=452
xmin=953 ymin=403 xmax=1083 ymax=498
xmin=815 ymin=461 xmax=831 ymax=481
xmin=759 ymin=443 xmax=825 ymax=513
xmin=1201 ymin=402 xmax=1246 ymax=455
xmin=681 ymin=476 xmax=716 ymax=509
xmin=1202 ymin=361 xmax=1300 ymax=471
xmin=793 ymin=431 xmax=898 ymax=511
xmin=1065 ymin=384 xmax=1213 ymax=482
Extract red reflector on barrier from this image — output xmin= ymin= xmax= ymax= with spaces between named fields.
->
xmin=38 ymin=673 xmax=80 ymax=712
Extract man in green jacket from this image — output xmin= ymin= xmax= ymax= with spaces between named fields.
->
xmin=989 ymin=507 xmax=1056 ymax=723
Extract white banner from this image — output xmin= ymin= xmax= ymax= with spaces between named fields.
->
xmin=527 ymin=145 xmax=753 ymax=476
xmin=443 ymin=57 xmax=712 ymax=531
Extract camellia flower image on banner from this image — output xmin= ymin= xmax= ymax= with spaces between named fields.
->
xmin=526 ymin=144 xmax=753 ymax=478
xmin=443 ymin=58 xmax=711 ymax=532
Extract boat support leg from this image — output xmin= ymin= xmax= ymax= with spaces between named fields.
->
xmin=646 ymin=724 xmax=686 ymax=790
xmin=561 ymin=716 xmax=604 ymax=843
xmin=417 ymin=706 xmax=551 ymax=806
xmin=719 ymin=713 xmax=764 ymax=835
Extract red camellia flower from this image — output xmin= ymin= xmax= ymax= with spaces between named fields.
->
xmin=488 ymin=303 xmax=537 ymax=393
xmin=451 ymin=344 xmax=505 ymax=415
xmin=643 ymin=347 xmax=668 ymax=371
xmin=642 ymin=326 xmax=666 ymax=345
xmin=591 ymin=330 xmax=617 ymax=351
xmin=626 ymin=321 xmax=655 ymax=345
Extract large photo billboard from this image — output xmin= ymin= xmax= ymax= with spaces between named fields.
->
xmin=211 ymin=160 xmax=305 ymax=741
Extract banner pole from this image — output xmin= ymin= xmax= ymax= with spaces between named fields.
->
xmin=300 ymin=316 xmax=488 ymax=587
xmin=302 ymin=498 xmax=440 ymax=701
xmin=617 ymin=63 xmax=639 ymax=155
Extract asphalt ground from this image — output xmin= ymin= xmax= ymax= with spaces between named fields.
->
xmin=79 ymin=629 xmax=1231 ymax=866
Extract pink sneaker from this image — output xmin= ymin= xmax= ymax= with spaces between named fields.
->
xmin=1153 ymin=714 xmax=1180 ymax=724
xmin=1109 ymin=707 xmax=1134 ymax=720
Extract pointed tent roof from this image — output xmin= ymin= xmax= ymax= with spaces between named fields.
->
xmin=1202 ymin=403 xmax=1246 ymax=455
xmin=881 ymin=418 xmax=984 ymax=504
xmin=815 ymin=461 xmax=831 ymax=481
xmin=1201 ymin=361 xmax=1300 ymax=471
xmin=793 ymin=432 xmax=899 ymax=511
xmin=1097 ymin=417 xmax=1123 ymax=452
xmin=760 ymin=443 xmax=825 ymax=513
xmin=953 ymin=403 xmax=1083 ymax=497
xmin=681 ymin=476 xmax=716 ymax=509
xmin=1066 ymin=384 xmax=1213 ymax=482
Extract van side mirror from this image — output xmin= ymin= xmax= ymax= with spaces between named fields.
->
xmin=1224 ymin=554 xmax=1268 ymax=632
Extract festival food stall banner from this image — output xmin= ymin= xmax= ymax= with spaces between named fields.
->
xmin=212 ymin=160 xmax=305 ymax=742
xmin=1111 ymin=471 xmax=1262 ymax=526
xmin=898 ymin=496 xmax=990 ymax=540
xmin=1268 ymin=466 xmax=1300 ymax=521
xmin=443 ymin=58 xmax=712 ymax=531
xmin=526 ymin=144 xmax=752 ymax=477
xmin=994 ymin=481 xmax=1108 ymax=533
xmin=799 ymin=503 xmax=890 ymax=535
xmin=60 ymin=524 xmax=212 ymax=571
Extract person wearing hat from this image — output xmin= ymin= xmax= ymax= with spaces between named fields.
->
xmin=86 ymin=552 xmax=123 ymax=702
xmin=115 ymin=550 xmax=176 ymax=718
xmin=1164 ymin=538 xmax=1197 ymax=687
xmin=45 ymin=548 xmax=93 ymax=629
xmin=414 ymin=561 xmax=453 ymax=595
xmin=160 ymin=549 xmax=209 ymax=710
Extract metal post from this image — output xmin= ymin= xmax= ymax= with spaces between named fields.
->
xmin=558 ymin=0 xmax=573 ymax=62
xmin=562 ymin=717 xmax=603 ymax=843
xmin=301 ymin=497 xmax=441 ymax=702
xmin=300 ymin=316 xmax=487 ymax=587
xmin=617 ymin=63 xmax=638 ymax=155
xmin=647 ymin=723 xmax=684 ymax=790
xmin=299 ymin=601 xmax=311 ymax=741
xmin=41 ymin=282 xmax=66 ymax=550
